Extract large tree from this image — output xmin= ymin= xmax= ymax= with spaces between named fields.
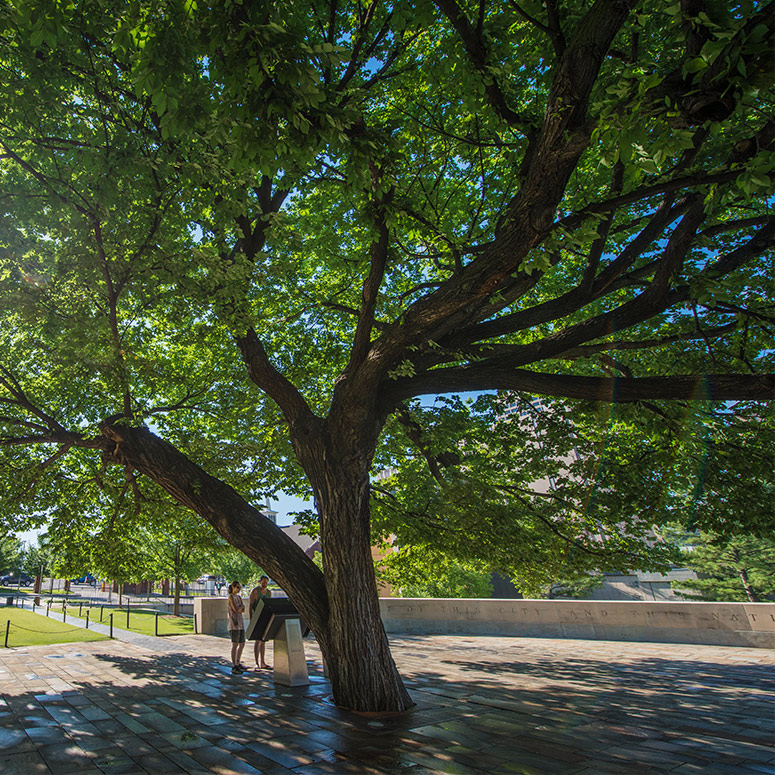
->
xmin=0 ymin=1 xmax=773 ymax=711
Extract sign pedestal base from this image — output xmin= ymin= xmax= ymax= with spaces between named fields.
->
xmin=273 ymin=619 xmax=310 ymax=687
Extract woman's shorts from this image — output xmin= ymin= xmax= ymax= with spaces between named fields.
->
xmin=229 ymin=629 xmax=245 ymax=643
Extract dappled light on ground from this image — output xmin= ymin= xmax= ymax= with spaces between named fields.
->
xmin=0 ymin=634 xmax=772 ymax=774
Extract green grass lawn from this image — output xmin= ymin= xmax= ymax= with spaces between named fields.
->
xmin=47 ymin=602 xmax=195 ymax=637
xmin=0 ymin=586 xmax=33 ymax=595
xmin=1 ymin=607 xmax=108 ymax=648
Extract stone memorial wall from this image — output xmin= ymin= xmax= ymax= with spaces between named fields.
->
xmin=379 ymin=598 xmax=775 ymax=648
xmin=195 ymin=595 xmax=775 ymax=648
xmin=193 ymin=596 xmax=231 ymax=636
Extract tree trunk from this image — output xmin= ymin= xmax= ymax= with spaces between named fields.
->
xmin=299 ymin=424 xmax=414 ymax=713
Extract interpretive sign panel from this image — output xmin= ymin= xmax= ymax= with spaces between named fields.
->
xmin=246 ymin=597 xmax=309 ymax=641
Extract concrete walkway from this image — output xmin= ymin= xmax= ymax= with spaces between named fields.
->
xmin=0 ymin=632 xmax=772 ymax=774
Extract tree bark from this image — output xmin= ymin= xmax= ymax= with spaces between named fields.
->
xmin=297 ymin=423 xmax=414 ymax=712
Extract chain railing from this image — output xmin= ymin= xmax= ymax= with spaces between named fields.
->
xmin=3 ymin=594 xmax=197 ymax=645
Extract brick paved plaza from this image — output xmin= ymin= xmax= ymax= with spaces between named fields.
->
xmin=0 ymin=632 xmax=772 ymax=774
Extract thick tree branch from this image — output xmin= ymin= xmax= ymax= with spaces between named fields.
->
xmin=98 ymin=420 xmax=328 ymax=630
xmin=0 ymin=139 xmax=95 ymax=221
xmin=423 ymin=213 xmax=772 ymax=381
xmin=463 ymin=199 xmax=706 ymax=373
xmin=0 ymin=366 xmax=68 ymax=432
xmin=382 ymin=369 xmax=775 ymax=406
xmin=0 ymin=432 xmax=86 ymax=447
xmin=94 ymin=221 xmax=132 ymax=417
xmin=556 ymin=322 xmax=739 ymax=359
xmin=442 ymin=198 xmax=688 ymax=349
xmin=441 ymin=117 xmax=771 ymax=352
xmin=235 ymin=328 xmax=320 ymax=436
xmin=556 ymin=169 xmax=740 ymax=236
xmin=347 ymin=180 xmax=394 ymax=370
xmin=581 ymin=161 xmax=624 ymax=291
xmin=544 ymin=0 xmax=566 ymax=55
xmin=508 ymin=0 xmax=565 ymax=56
xmin=337 ymin=0 xmax=384 ymax=92
xmin=703 ymin=216 xmax=771 ymax=237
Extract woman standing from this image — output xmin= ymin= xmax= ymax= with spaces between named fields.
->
xmin=227 ymin=581 xmax=246 ymax=673
xmin=248 ymin=575 xmax=272 ymax=670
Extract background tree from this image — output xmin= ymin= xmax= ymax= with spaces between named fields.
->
xmin=674 ymin=532 xmax=775 ymax=602
xmin=140 ymin=508 xmax=219 ymax=615
xmin=20 ymin=535 xmax=56 ymax=578
xmin=373 ymin=394 xmax=679 ymax=594
xmin=0 ymin=0 xmax=773 ymax=711
xmin=372 ymin=396 xmax=773 ymax=598
xmin=378 ymin=546 xmax=495 ymax=598
xmin=546 ymin=571 xmax=605 ymax=600
xmin=371 ymin=396 xmax=774 ymax=596
xmin=211 ymin=543 xmax=266 ymax=592
xmin=50 ymin=525 xmax=153 ymax=605
xmin=659 ymin=404 xmax=775 ymax=538
xmin=0 ymin=533 xmax=22 ymax=575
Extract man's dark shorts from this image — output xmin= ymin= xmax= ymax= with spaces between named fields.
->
xmin=230 ymin=630 xmax=245 ymax=643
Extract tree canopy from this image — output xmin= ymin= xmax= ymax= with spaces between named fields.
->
xmin=0 ymin=0 xmax=773 ymax=711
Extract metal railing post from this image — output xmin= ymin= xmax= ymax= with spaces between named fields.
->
xmin=194 ymin=613 xmax=198 ymax=634
xmin=85 ymin=610 xmax=90 ymax=630
xmin=4 ymin=620 xmax=9 ymax=648
xmin=155 ymin=612 xmax=159 ymax=636
xmin=109 ymin=613 xmax=113 ymax=639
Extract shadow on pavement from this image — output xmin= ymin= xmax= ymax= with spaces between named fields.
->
xmin=0 ymin=635 xmax=772 ymax=774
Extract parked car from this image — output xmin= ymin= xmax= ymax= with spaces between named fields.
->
xmin=0 ymin=574 xmax=33 ymax=586
xmin=71 ymin=575 xmax=96 ymax=585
